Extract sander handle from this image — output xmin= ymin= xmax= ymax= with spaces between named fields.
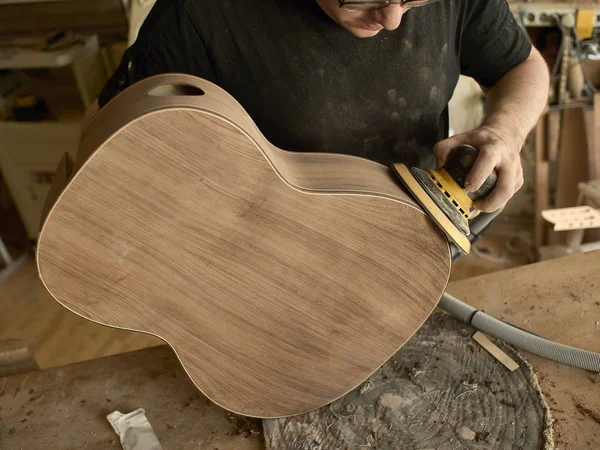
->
xmin=444 ymin=144 xmax=498 ymax=203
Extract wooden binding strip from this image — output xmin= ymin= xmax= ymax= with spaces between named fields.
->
xmin=473 ymin=331 xmax=519 ymax=372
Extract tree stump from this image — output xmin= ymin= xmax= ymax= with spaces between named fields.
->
xmin=263 ymin=312 xmax=553 ymax=450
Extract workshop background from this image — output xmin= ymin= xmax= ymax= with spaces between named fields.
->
xmin=0 ymin=1 xmax=599 ymax=449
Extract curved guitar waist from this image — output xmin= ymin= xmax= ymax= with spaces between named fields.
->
xmin=37 ymin=73 xmax=451 ymax=418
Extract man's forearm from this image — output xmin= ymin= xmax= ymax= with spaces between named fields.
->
xmin=434 ymin=47 xmax=550 ymax=211
xmin=481 ymin=47 xmax=550 ymax=148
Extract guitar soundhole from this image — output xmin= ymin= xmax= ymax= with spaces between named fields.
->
xmin=148 ymin=83 xmax=205 ymax=97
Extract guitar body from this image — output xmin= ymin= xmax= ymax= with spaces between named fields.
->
xmin=37 ymin=74 xmax=451 ymax=418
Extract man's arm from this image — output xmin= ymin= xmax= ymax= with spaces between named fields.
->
xmin=434 ymin=46 xmax=549 ymax=212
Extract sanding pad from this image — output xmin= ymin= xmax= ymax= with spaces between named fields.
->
xmin=393 ymin=163 xmax=471 ymax=254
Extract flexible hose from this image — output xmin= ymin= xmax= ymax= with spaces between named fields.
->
xmin=438 ymin=291 xmax=477 ymax=323
xmin=440 ymin=292 xmax=600 ymax=372
xmin=430 ymin=186 xmax=599 ymax=372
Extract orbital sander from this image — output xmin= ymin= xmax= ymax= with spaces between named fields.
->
xmin=391 ymin=144 xmax=600 ymax=373
xmin=392 ymin=144 xmax=498 ymax=255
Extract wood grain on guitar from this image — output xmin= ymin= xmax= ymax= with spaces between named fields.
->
xmin=36 ymin=74 xmax=451 ymax=418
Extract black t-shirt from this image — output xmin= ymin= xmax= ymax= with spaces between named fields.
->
xmin=98 ymin=0 xmax=531 ymax=169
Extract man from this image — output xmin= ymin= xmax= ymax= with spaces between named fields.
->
xmin=87 ymin=0 xmax=549 ymax=213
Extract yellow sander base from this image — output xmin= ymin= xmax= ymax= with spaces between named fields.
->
xmin=393 ymin=163 xmax=471 ymax=255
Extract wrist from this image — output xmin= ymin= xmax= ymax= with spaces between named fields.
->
xmin=480 ymin=114 xmax=527 ymax=152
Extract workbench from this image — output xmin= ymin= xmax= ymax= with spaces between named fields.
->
xmin=448 ymin=251 xmax=600 ymax=450
xmin=1 ymin=252 xmax=598 ymax=449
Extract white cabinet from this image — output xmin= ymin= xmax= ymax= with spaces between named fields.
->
xmin=0 ymin=122 xmax=80 ymax=239
xmin=0 ymin=35 xmax=108 ymax=240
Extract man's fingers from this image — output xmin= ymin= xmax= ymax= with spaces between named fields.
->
xmin=434 ymin=126 xmax=525 ymax=212
xmin=473 ymin=169 xmax=514 ymax=212
xmin=464 ymin=146 xmax=500 ymax=192
xmin=514 ymin=174 xmax=524 ymax=193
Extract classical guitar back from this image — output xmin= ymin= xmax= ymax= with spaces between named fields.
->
xmin=37 ymin=74 xmax=451 ymax=418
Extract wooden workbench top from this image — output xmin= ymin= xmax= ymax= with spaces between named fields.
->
xmin=1 ymin=252 xmax=598 ymax=449
xmin=0 ymin=345 xmax=264 ymax=450
xmin=448 ymin=251 xmax=600 ymax=450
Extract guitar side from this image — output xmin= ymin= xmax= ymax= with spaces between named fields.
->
xmin=37 ymin=74 xmax=451 ymax=418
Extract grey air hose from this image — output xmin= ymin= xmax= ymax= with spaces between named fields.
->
xmin=439 ymin=292 xmax=600 ymax=372
xmin=443 ymin=210 xmax=600 ymax=373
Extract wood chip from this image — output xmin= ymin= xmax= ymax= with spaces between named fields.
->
xmin=473 ymin=331 xmax=519 ymax=372
xmin=459 ymin=425 xmax=476 ymax=441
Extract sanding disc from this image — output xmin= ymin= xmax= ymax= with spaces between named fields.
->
xmin=392 ymin=163 xmax=471 ymax=254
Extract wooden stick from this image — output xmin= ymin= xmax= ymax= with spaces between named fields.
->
xmin=473 ymin=331 xmax=519 ymax=372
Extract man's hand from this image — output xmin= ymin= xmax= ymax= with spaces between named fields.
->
xmin=433 ymin=46 xmax=549 ymax=213
xmin=433 ymin=124 xmax=525 ymax=213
